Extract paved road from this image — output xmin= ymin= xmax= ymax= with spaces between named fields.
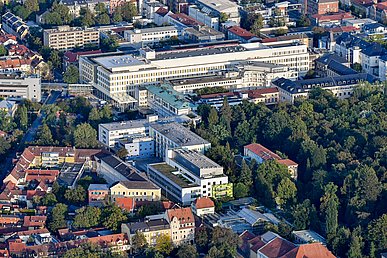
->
xmin=22 ymin=90 xmax=61 ymax=144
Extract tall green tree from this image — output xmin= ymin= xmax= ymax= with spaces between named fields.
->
xmin=63 ymin=65 xmax=79 ymax=84
xmin=48 ymin=203 xmax=68 ymax=232
xmin=275 ymin=178 xmax=297 ymax=208
xmin=320 ymin=183 xmax=339 ymax=244
xmin=73 ymin=123 xmax=98 ymax=148
xmin=347 ymin=227 xmax=363 ymax=258
xmin=0 ymin=45 xmax=7 ymax=56
xmin=35 ymin=123 xmax=56 ymax=145
xmin=120 ymin=2 xmax=137 ymax=21
xmin=368 ymin=214 xmax=387 ymax=252
xmin=73 ymin=206 xmax=101 ymax=229
xmin=64 ymin=185 xmax=86 ymax=205
xmin=239 ymin=160 xmax=253 ymax=188
xmin=15 ymin=105 xmax=28 ymax=131
xmin=177 ymin=244 xmax=198 ymax=258
xmin=154 ymin=234 xmax=173 ymax=255
xmin=131 ymin=231 xmax=148 ymax=253
xmin=101 ymin=204 xmax=127 ymax=231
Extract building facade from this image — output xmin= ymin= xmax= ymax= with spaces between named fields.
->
xmin=0 ymin=74 xmax=41 ymax=102
xmin=43 ymin=26 xmax=100 ymax=50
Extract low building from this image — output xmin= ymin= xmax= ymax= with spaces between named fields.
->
xmin=188 ymin=5 xmax=219 ymax=30
xmin=149 ymin=122 xmax=211 ymax=158
xmin=63 ymin=49 xmax=102 ymax=70
xmin=166 ymin=207 xmax=195 ymax=245
xmin=110 ymin=180 xmax=161 ymax=202
xmin=43 ymin=26 xmax=100 ymax=51
xmin=244 ymin=143 xmax=298 ymax=179
xmin=292 ymin=230 xmax=326 ymax=245
xmin=227 ymin=26 xmax=258 ymax=43
xmin=191 ymin=197 xmax=215 ymax=217
xmin=88 ymin=184 xmax=109 ymax=207
xmin=122 ymin=217 xmax=170 ymax=246
xmin=124 ymin=26 xmax=178 ymax=47
xmin=0 ymin=73 xmax=41 ymax=102
xmin=183 ymin=25 xmax=225 ymax=43
xmin=146 ymin=84 xmax=192 ymax=117
xmin=1 ymin=12 xmax=29 ymax=40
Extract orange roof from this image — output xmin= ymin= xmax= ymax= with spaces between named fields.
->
xmin=167 ymin=207 xmax=194 ymax=224
xmin=245 ymin=87 xmax=279 ymax=99
xmin=228 ymin=25 xmax=256 ymax=40
xmin=23 ymin=215 xmax=47 ymax=227
xmin=280 ymin=243 xmax=336 ymax=258
xmin=7 ymin=239 xmax=26 ymax=254
xmin=0 ymin=250 xmax=9 ymax=257
xmin=115 ymin=197 xmax=135 ymax=211
xmin=259 ymin=237 xmax=296 ymax=257
xmin=277 ymin=159 xmax=298 ymax=166
xmin=194 ymin=197 xmax=214 ymax=209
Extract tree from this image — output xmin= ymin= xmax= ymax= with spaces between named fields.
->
xmin=154 ymin=234 xmax=172 ymax=255
xmin=210 ymin=227 xmax=240 ymax=257
xmin=368 ymin=214 xmax=387 ymax=252
xmin=132 ymin=231 xmax=148 ymax=253
xmin=347 ymin=227 xmax=363 ymax=258
xmin=233 ymin=182 xmax=249 ymax=199
xmin=96 ymin=13 xmax=110 ymax=25
xmin=208 ymin=107 xmax=219 ymax=126
xmin=101 ymin=204 xmax=127 ymax=231
xmin=177 ymin=244 xmax=198 ymax=258
xmin=73 ymin=123 xmax=98 ymax=148
xmin=63 ymin=65 xmax=79 ymax=84
xmin=41 ymin=193 xmax=57 ymax=206
xmin=95 ymin=3 xmax=107 ymax=14
xmin=64 ymin=185 xmax=86 ymax=205
xmin=292 ymin=199 xmax=318 ymax=230
xmin=80 ymin=8 xmax=95 ymax=27
xmin=101 ymin=36 xmax=119 ymax=52
xmin=15 ymin=105 xmax=28 ymax=131
xmin=195 ymin=227 xmax=208 ymax=251
xmin=250 ymin=14 xmax=263 ymax=35
xmin=24 ymin=0 xmax=39 ymax=13
xmin=320 ymin=183 xmax=339 ymax=243
xmin=73 ymin=206 xmax=101 ymax=229
xmin=219 ymin=12 xmax=228 ymax=22
xmin=352 ymin=63 xmax=362 ymax=72
xmin=0 ymin=45 xmax=7 ymax=56
xmin=297 ymin=14 xmax=311 ymax=27
xmin=112 ymin=11 xmax=123 ymax=23
xmin=0 ymin=138 xmax=11 ymax=158
xmin=35 ymin=123 xmax=56 ymax=145
xmin=48 ymin=203 xmax=67 ymax=232
xmin=275 ymin=178 xmax=297 ymax=208
xmin=220 ymin=97 xmax=232 ymax=130
xmin=49 ymin=50 xmax=61 ymax=69
xmin=120 ymin=2 xmax=137 ymax=21
xmin=239 ymin=160 xmax=253 ymax=188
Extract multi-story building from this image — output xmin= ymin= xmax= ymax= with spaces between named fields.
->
xmin=79 ymin=41 xmax=309 ymax=110
xmin=188 ymin=5 xmax=219 ymax=30
xmin=122 ymin=217 xmax=170 ymax=246
xmin=109 ymin=180 xmax=161 ymax=202
xmin=244 ymin=143 xmax=298 ymax=179
xmin=117 ymin=135 xmax=155 ymax=160
xmin=0 ymin=73 xmax=41 ymax=102
xmin=149 ymin=122 xmax=211 ymax=158
xmin=195 ymin=0 xmax=240 ymax=23
xmin=166 ymin=207 xmax=195 ymax=245
xmin=98 ymin=115 xmax=158 ymax=147
xmin=43 ymin=26 xmax=100 ymax=51
xmin=227 ymin=26 xmax=258 ymax=43
xmin=306 ymin=0 xmax=338 ymax=15
xmin=1 ymin=12 xmax=29 ymax=40
xmin=273 ymin=73 xmax=379 ymax=104
xmin=183 ymin=25 xmax=225 ymax=43
xmin=59 ymin=0 xmax=110 ymax=18
xmin=146 ymin=84 xmax=191 ymax=116
xmin=147 ymin=148 xmax=231 ymax=205
xmin=124 ymin=26 xmax=178 ymax=47
xmin=88 ymin=184 xmax=109 ymax=207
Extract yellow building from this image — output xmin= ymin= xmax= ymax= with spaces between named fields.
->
xmin=109 ymin=181 xmax=161 ymax=202
xmin=212 ymin=183 xmax=233 ymax=199
xmin=121 ymin=218 xmax=170 ymax=246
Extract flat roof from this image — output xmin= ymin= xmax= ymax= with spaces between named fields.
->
xmin=155 ymin=45 xmax=248 ymax=60
xmin=169 ymin=75 xmax=238 ymax=86
xmin=88 ymin=184 xmax=109 ymax=191
xmin=150 ymin=122 xmax=209 ymax=147
xmin=93 ymin=54 xmax=146 ymax=69
xmin=127 ymin=26 xmax=177 ymax=34
xmin=173 ymin=149 xmax=221 ymax=170
xmin=149 ymin=163 xmax=198 ymax=188
xmin=197 ymin=0 xmax=239 ymax=12
xmin=292 ymin=230 xmax=326 ymax=243
xmin=100 ymin=119 xmax=149 ymax=131
xmin=147 ymin=84 xmax=190 ymax=110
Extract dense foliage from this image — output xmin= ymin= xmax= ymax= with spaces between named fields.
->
xmin=196 ymin=85 xmax=387 ymax=256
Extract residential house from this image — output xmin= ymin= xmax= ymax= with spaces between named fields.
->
xmin=88 ymin=184 xmax=109 ymax=207
xmin=191 ymin=197 xmax=215 ymax=217
xmin=166 ymin=207 xmax=195 ymax=245
xmin=244 ymin=143 xmax=298 ymax=179
xmin=1 ymin=12 xmax=29 ymax=40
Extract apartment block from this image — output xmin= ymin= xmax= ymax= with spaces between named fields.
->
xmin=43 ymin=26 xmax=100 ymax=51
xmin=188 ymin=5 xmax=219 ymax=30
xmin=147 ymin=148 xmax=231 ymax=205
xmin=117 ymin=135 xmax=155 ymax=160
xmin=122 ymin=218 xmax=170 ymax=246
xmin=0 ymin=73 xmax=41 ymax=102
xmin=149 ymin=122 xmax=211 ymax=158
xmin=195 ymin=0 xmax=240 ymax=23
xmin=124 ymin=26 xmax=178 ymax=47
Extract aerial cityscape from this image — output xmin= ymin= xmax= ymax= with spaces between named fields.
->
xmin=0 ymin=0 xmax=386 ymax=256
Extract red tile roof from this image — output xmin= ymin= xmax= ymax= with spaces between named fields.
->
xmin=259 ymin=237 xmax=296 ymax=257
xmin=0 ymin=250 xmax=9 ymax=257
xmin=245 ymin=143 xmax=282 ymax=161
xmin=23 ymin=216 xmax=47 ymax=228
xmin=169 ymin=13 xmax=204 ymax=26
xmin=312 ymin=12 xmax=353 ymax=21
xmin=228 ymin=25 xmax=256 ymax=40
xmin=280 ymin=243 xmax=336 ymax=258
xmin=376 ymin=2 xmax=387 ymax=10
xmin=245 ymin=88 xmax=279 ymax=99
xmin=193 ymin=197 xmax=214 ymax=209
xmin=167 ymin=207 xmax=194 ymax=225
xmin=64 ymin=50 xmax=102 ymax=63
xmin=156 ymin=7 xmax=169 ymax=16
xmin=278 ymin=159 xmax=298 ymax=166
xmin=115 ymin=197 xmax=135 ymax=211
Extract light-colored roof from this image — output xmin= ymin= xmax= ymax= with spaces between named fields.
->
xmin=93 ymin=54 xmax=146 ymax=69
xmin=197 ymin=0 xmax=239 ymax=13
